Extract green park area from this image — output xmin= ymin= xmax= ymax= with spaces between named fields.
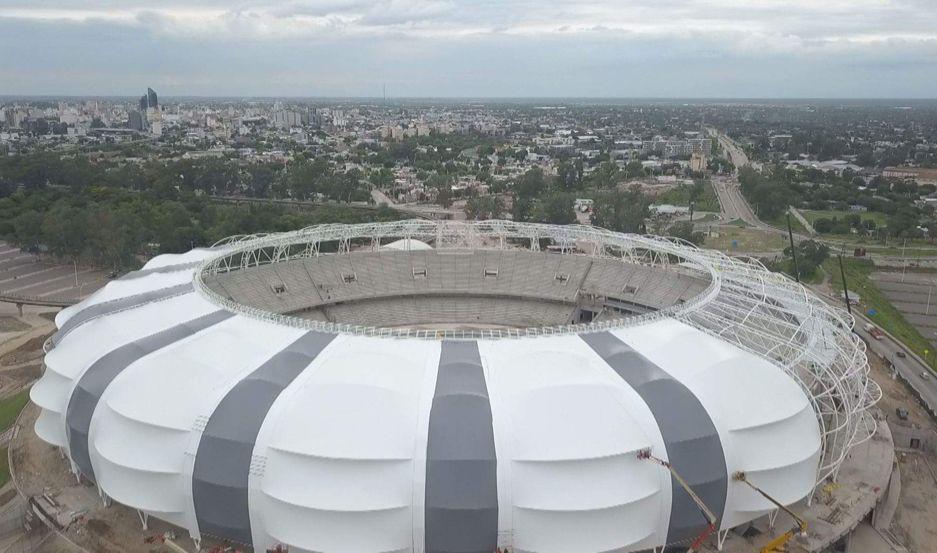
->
xmin=705 ymin=226 xmax=789 ymax=254
xmin=656 ymin=180 xmax=721 ymax=213
xmin=0 ymin=388 xmax=30 ymax=488
xmin=827 ymin=258 xmax=937 ymax=373
xmin=801 ymin=209 xmax=889 ymax=227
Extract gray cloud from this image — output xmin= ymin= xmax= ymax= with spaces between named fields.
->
xmin=0 ymin=0 xmax=936 ymax=97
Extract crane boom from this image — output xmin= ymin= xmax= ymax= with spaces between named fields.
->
xmin=733 ymin=471 xmax=807 ymax=553
xmin=638 ymin=449 xmax=718 ymax=552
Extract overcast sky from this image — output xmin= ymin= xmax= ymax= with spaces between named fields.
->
xmin=2 ymin=0 xmax=937 ymax=98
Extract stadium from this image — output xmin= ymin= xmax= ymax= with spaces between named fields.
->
xmin=30 ymin=219 xmax=880 ymax=552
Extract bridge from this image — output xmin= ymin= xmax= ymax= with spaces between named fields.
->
xmin=0 ymin=293 xmax=76 ymax=316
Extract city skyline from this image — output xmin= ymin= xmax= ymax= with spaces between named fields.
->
xmin=2 ymin=0 xmax=937 ymax=98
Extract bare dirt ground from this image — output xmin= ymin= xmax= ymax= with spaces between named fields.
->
xmin=0 ymin=305 xmax=55 ymax=397
xmin=1 ymin=332 xmax=52 ymax=367
xmin=869 ymin=351 xmax=937 ymax=552
xmin=0 ymin=316 xmax=30 ymax=333
xmin=13 ymin=397 xmax=206 ymax=553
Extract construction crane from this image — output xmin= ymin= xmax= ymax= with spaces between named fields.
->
xmin=733 ymin=471 xmax=808 ymax=553
xmin=637 ymin=449 xmax=718 ymax=553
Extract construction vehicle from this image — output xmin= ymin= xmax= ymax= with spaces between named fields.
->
xmin=637 ymin=449 xmax=718 ymax=553
xmin=733 ymin=471 xmax=808 ymax=553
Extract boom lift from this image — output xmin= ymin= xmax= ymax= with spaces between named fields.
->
xmin=733 ymin=471 xmax=808 ymax=553
xmin=637 ymin=449 xmax=718 ymax=553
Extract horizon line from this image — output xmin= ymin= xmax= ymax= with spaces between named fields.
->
xmin=3 ymin=94 xmax=937 ymax=103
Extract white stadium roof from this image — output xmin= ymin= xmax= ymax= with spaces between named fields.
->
xmin=33 ymin=220 xmax=879 ymax=553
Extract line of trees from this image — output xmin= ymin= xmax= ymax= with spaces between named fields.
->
xmin=1 ymin=188 xmax=400 ymax=271
xmin=737 ymin=163 xmax=936 ymax=237
xmin=0 ymin=151 xmax=373 ymax=203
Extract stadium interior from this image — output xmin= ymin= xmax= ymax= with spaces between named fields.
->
xmin=203 ymin=248 xmax=712 ymax=330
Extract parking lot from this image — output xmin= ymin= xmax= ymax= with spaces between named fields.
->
xmin=0 ymin=241 xmax=109 ymax=302
xmin=872 ymin=270 xmax=937 ymax=349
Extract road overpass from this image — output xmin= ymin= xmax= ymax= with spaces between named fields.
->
xmin=0 ymin=293 xmax=75 ymax=315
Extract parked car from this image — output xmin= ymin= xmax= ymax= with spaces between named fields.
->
xmin=921 ymin=371 xmax=931 ymax=379
xmin=896 ymin=351 xmax=907 ymax=358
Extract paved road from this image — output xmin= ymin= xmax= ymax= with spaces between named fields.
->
xmin=704 ymin=132 xmax=937 ymax=428
xmin=707 ymin=130 xmax=937 ymax=414
xmin=707 ymin=130 xmax=785 ymax=234
xmin=712 ymin=175 xmax=760 ymax=225
xmin=716 ymin=132 xmax=750 ymax=169
xmin=809 ymin=283 xmax=937 ymax=418
xmin=853 ymin=310 xmax=937 ymax=416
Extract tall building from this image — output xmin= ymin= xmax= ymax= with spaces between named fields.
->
xmin=139 ymin=87 xmax=158 ymax=111
xmin=128 ymin=110 xmax=145 ymax=131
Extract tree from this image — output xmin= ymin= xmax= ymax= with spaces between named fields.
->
xmin=426 ymin=173 xmax=454 ymax=208
xmin=87 ymin=205 xmax=146 ymax=269
xmin=41 ymin=204 xmax=90 ymax=261
xmin=11 ymin=210 xmax=44 ymax=254
xmin=512 ymin=195 xmax=534 ymax=222
xmin=783 ymin=239 xmax=829 ymax=279
xmin=888 ymin=205 xmax=920 ymax=237
xmin=536 ymin=192 xmax=576 ymax=224
xmin=591 ymin=185 xmax=650 ymax=233
xmin=813 ymin=218 xmax=834 ymax=234
xmin=556 ymin=160 xmax=580 ymax=190
xmin=370 ymin=167 xmax=394 ymax=190
xmin=666 ymin=221 xmax=705 ymax=246
xmin=588 ymin=161 xmax=620 ymax=189
xmin=513 ymin=167 xmax=547 ymax=199
xmin=738 ymin=165 xmax=793 ymax=220
xmin=464 ymin=195 xmax=505 ymax=220
xmin=623 ymin=160 xmax=645 ymax=179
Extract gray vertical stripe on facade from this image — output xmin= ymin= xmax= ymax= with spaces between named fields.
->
xmin=118 ymin=260 xmax=203 ymax=280
xmin=192 ymin=331 xmax=336 ymax=545
xmin=579 ymin=331 xmax=727 ymax=546
xmin=51 ymin=283 xmax=193 ymax=348
xmin=425 ymin=341 xmax=498 ymax=553
xmin=65 ymin=309 xmax=234 ymax=482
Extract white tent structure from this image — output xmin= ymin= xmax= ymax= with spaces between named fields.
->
xmin=32 ymin=220 xmax=879 ymax=553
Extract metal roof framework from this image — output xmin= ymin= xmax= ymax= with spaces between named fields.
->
xmin=196 ymin=219 xmax=879 ymax=487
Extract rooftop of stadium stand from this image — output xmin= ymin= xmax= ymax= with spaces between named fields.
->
xmin=197 ymin=220 xmax=718 ymax=337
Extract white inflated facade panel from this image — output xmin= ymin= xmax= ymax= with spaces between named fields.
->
xmin=34 ymin=291 xmax=215 ymax=451
xmin=480 ymin=336 xmax=670 ymax=553
xmin=54 ymin=256 xmax=208 ymax=328
xmin=32 ymin=250 xmax=828 ymax=553
xmin=252 ymin=336 xmax=439 ymax=552
xmin=609 ymin=321 xmax=822 ymax=530
xmin=88 ymin=315 xmax=306 ymax=530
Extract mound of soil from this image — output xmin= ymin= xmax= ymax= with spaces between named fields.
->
xmin=0 ymin=317 xmax=30 ymax=333
xmin=1 ymin=333 xmax=53 ymax=367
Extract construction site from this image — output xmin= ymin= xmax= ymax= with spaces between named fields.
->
xmin=0 ymin=220 xmax=930 ymax=552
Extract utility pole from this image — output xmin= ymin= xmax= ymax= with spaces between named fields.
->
xmin=786 ymin=212 xmax=800 ymax=283
xmin=902 ymin=238 xmax=908 ymax=283
xmin=839 ymin=254 xmax=852 ymax=315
